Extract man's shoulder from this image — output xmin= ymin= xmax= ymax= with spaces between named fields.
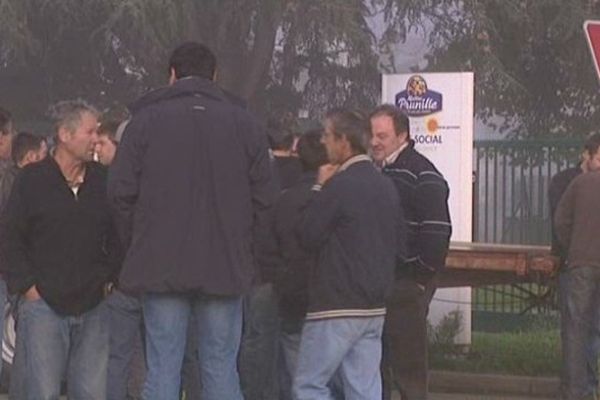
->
xmin=550 ymin=166 xmax=581 ymax=186
xmin=572 ymin=170 xmax=600 ymax=186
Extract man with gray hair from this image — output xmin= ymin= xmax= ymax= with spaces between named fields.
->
xmin=0 ymin=99 xmax=120 ymax=399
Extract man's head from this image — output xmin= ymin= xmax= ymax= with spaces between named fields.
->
xmin=297 ymin=130 xmax=328 ymax=172
xmin=583 ymin=133 xmax=600 ymax=172
xmin=0 ymin=107 xmax=15 ymax=161
xmin=168 ymin=42 xmax=217 ymax=84
xmin=369 ymin=104 xmax=410 ymax=163
xmin=322 ymin=109 xmax=369 ymax=165
xmin=12 ymin=132 xmax=48 ymax=168
xmin=95 ymin=119 xmax=121 ymax=166
xmin=49 ymin=99 xmax=99 ymax=163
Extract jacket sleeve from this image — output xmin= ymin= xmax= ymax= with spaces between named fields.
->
xmin=254 ymin=205 xmax=284 ymax=284
xmin=412 ymin=171 xmax=452 ymax=285
xmin=298 ymin=182 xmax=341 ymax=251
xmin=243 ymin=117 xmax=278 ymax=217
xmin=554 ymin=179 xmax=577 ymax=252
xmin=0 ymin=173 xmax=36 ymax=294
xmin=107 ymin=116 xmax=148 ymax=249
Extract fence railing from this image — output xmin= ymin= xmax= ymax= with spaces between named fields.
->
xmin=471 ymin=139 xmax=582 ymax=315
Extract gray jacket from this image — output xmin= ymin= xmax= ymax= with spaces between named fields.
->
xmin=554 ymin=170 xmax=600 ymax=269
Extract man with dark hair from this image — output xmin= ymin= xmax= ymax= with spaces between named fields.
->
xmin=257 ymin=130 xmax=327 ymax=400
xmin=292 ymin=109 xmax=406 ymax=400
xmin=0 ymin=107 xmax=14 ymax=165
xmin=95 ymin=119 xmax=122 ymax=166
xmin=370 ymin=104 xmax=451 ymax=400
xmin=266 ymin=119 xmax=302 ymax=191
xmin=0 ymin=106 xmax=15 ymax=381
xmin=0 ymin=99 xmax=119 ymax=399
xmin=0 ymin=131 xmax=47 ymax=213
xmin=108 ymin=42 xmax=276 ymax=400
xmin=550 ymin=133 xmax=600 ymax=400
xmin=3 ymin=131 xmax=47 ymax=400
xmin=238 ymin=118 xmax=302 ymax=400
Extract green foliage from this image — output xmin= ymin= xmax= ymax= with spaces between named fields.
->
xmin=424 ymin=0 xmax=600 ymax=138
xmin=428 ymin=310 xmax=464 ymax=352
xmin=430 ymin=330 xmax=561 ymax=376
xmin=1 ymin=0 xmax=599 ymax=138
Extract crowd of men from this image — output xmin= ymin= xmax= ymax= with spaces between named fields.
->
xmin=0 ymin=41 xmax=452 ymax=400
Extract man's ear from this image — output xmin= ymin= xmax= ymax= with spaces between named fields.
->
xmin=169 ymin=68 xmax=177 ymax=85
xmin=57 ymin=126 xmax=71 ymax=144
xmin=212 ymin=69 xmax=218 ymax=82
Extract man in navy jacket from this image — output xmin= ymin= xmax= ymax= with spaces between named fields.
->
xmin=293 ymin=109 xmax=406 ymax=400
xmin=108 ymin=42 xmax=276 ymax=400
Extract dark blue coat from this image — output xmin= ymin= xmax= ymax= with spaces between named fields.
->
xmin=298 ymin=157 xmax=406 ymax=319
xmin=108 ymin=77 xmax=277 ymax=296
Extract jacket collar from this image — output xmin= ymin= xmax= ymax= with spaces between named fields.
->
xmin=386 ymin=139 xmax=416 ymax=168
xmin=129 ymin=77 xmax=228 ymax=114
xmin=338 ymin=154 xmax=372 ymax=173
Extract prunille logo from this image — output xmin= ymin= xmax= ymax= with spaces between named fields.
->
xmin=395 ymin=75 xmax=443 ymax=117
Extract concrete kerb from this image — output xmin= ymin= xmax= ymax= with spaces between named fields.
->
xmin=430 ymin=370 xmax=560 ymax=398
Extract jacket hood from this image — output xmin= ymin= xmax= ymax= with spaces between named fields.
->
xmin=129 ymin=77 xmax=228 ymax=114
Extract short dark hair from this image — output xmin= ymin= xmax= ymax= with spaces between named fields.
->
xmin=325 ymin=108 xmax=369 ymax=155
xmin=98 ymin=120 xmax=122 ymax=143
xmin=12 ymin=132 xmax=45 ymax=165
xmin=168 ymin=42 xmax=216 ymax=80
xmin=0 ymin=107 xmax=13 ymax=136
xmin=584 ymin=133 xmax=600 ymax=156
xmin=297 ymin=130 xmax=327 ymax=171
xmin=369 ymin=104 xmax=410 ymax=139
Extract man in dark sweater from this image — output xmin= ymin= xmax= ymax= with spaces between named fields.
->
xmin=370 ymin=105 xmax=451 ymax=400
xmin=0 ymin=100 xmax=120 ymax=399
xmin=292 ymin=109 xmax=406 ymax=400
xmin=257 ymin=130 xmax=328 ymax=400
xmin=1 ymin=131 xmax=48 ymax=400
xmin=553 ymin=134 xmax=600 ymax=400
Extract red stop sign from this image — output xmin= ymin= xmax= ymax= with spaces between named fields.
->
xmin=585 ymin=20 xmax=600 ymax=82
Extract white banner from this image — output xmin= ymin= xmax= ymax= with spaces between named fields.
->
xmin=382 ymin=72 xmax=474 ymax=344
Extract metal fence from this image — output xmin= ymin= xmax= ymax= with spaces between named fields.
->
xmin=471 ymin=139 xmax=582 ymax=316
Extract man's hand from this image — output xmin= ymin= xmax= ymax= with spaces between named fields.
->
xmin=24 ymin=285 xmax=41 ymax=301
xmin=317 ymin=164 xmax=339 ymax=186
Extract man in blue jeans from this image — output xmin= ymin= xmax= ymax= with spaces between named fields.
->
xmin=554 ymin=141 xmax=600 ymax=400
xmin=293 ymin=109 xmax=406 ymax=400
xmin=108 ymin=42 xmax=276 ymax=400
xmin=0 ymin=100 xmax=121 ymax=399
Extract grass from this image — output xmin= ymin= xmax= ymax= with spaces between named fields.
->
xmin=430 ymin=329 xmax=561 ymax=377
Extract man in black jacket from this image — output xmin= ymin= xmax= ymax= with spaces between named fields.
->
xmin=0 ymin=99 xmax=119 ymax=399
xmin=549 ymin=133 xmax=600 ymax=400
xmin=370 ymin=104 xmax=451 ymax=400
xmin=292 ymin=109 xmax=406 ymax=400
xmin=257 ymin=130 xmax=327 ymax=400
xmin=108 ymin=42 xmax=276 ymax=400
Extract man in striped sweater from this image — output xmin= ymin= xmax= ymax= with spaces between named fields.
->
xmin=370 ymin=104 xmax=452 ymax=400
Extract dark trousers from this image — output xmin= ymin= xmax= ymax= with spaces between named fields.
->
xmin=382 ymin=277 xmax=437 ymax=400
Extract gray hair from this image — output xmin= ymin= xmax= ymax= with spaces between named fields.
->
xmin=48 ymin=99 xmax=99 ymax=135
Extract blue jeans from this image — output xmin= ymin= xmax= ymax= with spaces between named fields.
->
xmin=19 ymin=297 xmax=109 ymax=400
xmin=293 ymin=316 xmax=384 ymax=400
xmin=279 ymin=326 xmax=302 ymax=400
xmin=239 ymin=283 xmax=280 ymax=400
xmin=142 ymin=293 xmax=243 ymax=400
xmin=9 ymin=295 xmax=27 ymax=400
xmin=106 ymin=289 xmax=145 ymax=400
xmin=0 ymin=279 xmax=6 ymax=378
xmin=559 ymin=266 xmax=600 ymax=400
